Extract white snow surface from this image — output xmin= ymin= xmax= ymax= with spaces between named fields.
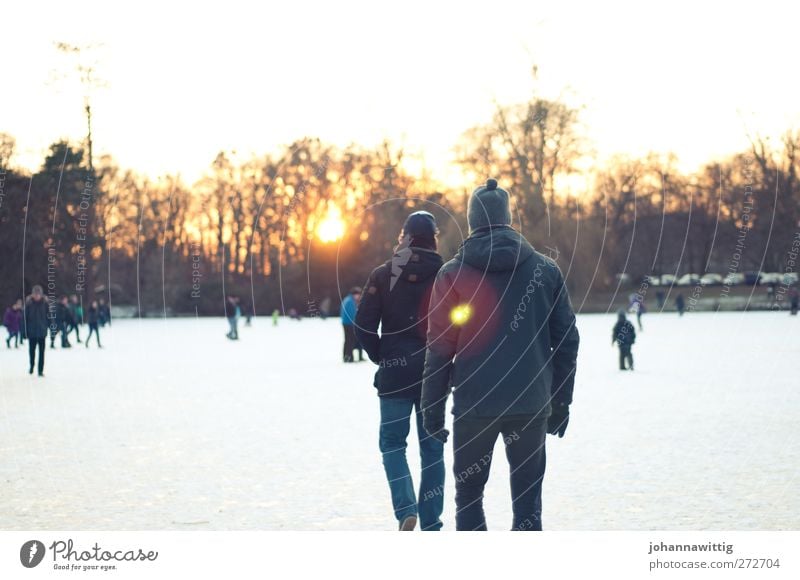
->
xmin=0 ymin=311 xmax=798 ymax=530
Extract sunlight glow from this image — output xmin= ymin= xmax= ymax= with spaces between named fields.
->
xmin=316 ymin=205 xmax=346 ymax=243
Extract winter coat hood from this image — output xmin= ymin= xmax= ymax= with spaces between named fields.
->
xmin=390 ymin=246 xmax=443 ymax=286
xmin=455 ymin=225 xmax=535 ymax=273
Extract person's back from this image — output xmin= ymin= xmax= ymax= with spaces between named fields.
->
xmin=612 ymin=310 xmax=636 ymax=370
xmin=354 ymin=211 xmax=446 ymax=531
xmin=422 ymin=178 xmax=579 ymax=531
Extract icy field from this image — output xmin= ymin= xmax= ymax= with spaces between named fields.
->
xmin=1 ymin=311 xmax=798 ymax=531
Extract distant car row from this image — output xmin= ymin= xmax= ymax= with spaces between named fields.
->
xmin=633 ymin=272 xmax=799 ymax=287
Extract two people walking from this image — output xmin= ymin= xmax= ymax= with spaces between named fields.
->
xmin=356 ymin=178 xmax=580 ymax=531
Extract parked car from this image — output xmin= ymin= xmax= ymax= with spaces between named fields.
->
xmin=659 ymin=274 xmax=677 ymax=286
xmin=780 ymin=272 xmax=799 ymax=285
xmin=743 ymin=271 xmax=763 ymax=285
xmin=677 ymin=273 xmax=701 ymax=286
xmin=643 ymin=275 xmax=661 ymax=286
xmin=700 ymin=273 xmax=724 ymax=286
xmin=759 ymin=272 xmax=784 ymax=285
xmin=615 ymin=273 xmax=631 ymax=285
xmin=722 ymin=272 xmax=745 ymax=286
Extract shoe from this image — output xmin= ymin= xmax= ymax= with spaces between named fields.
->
xmin=399 ymin=515 xmax=417 ymax=531
xmin=38 ymin=372 xmax=44 ymax=377
xmin=29 ymin=367 xmax=33 ymax=375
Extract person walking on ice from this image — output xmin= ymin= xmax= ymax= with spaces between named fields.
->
xmin=3 ymin=299 xmax=22 ymax=348
xmin=421 ymin=178 xmax=580 ymax=531
xmin=340 ymin=287 xmax=363 ymax=362
xmin=85 ymin=300 xmax=103 ymax=348
xmin=355 ymin=211 xmax=446 ymax=531
xmin=23 ymin=285 xmax=49 ymax=376
xmin=612 ymin=309 xmax=636 ymax=370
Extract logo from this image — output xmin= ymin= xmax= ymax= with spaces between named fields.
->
xmin=20 ymin=540 xmax=46 ymax=568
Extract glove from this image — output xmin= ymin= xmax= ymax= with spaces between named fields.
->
xmin=423 ymin=418 xmax=449 ymax=444
xmin=547 ymin=403 xmax=570 ymax=438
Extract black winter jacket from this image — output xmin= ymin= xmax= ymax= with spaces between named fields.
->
xmin=355 ymin=246 xmax=444 ymax=399
xmin=421 ymin=226 xmax=579 ymax=421
xmin=613 ymin=320 xmax=636 ymax=347
xmin=23 ymin=298 xmax=50 ymax=339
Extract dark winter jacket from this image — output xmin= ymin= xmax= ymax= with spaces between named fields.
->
xmin=56 ymin=302 xmax=74 ymax=327
xmin=3 ymin=307 xmax=22 ymax=333
xmin=613 ymin=319 xmax=636 ymax=347
xmin=23 ymin=298 xmax=50 ymax=339
xmin=421 ymin=225 xmax=579 ymax=421
xmin=87 ymin=306 xmax=99 ymax=326
xmin=355 ymin=246 xmax=444 ymax=399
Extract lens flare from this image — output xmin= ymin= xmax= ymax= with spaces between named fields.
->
xmin=450 ymin=304 xmax=473 ymax=326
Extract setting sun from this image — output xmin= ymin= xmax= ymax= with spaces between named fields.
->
xmin=316 ymin=205 xmax=346 ymax=243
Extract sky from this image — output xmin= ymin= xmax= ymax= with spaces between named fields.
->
xmin=2 ymin=0 xmax=799 ymax=186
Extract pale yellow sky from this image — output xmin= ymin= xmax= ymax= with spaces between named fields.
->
xmin=2 ymin=0 xmax=799 ymax=186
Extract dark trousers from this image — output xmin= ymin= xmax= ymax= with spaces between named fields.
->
xmin=619 ymin=346 xmax=633 ymax=370
xmin=342 ymin=324 xmax=362 ymax=362
xmin=453 ymin=415 xmax=547 ymax=531
xmin=28 ymin=337 xmax=45 ymax=374
xmin=6 ymin=331 xmax=20 ymax=347
xmin=86 ymin=323 xmax=101 ymax=346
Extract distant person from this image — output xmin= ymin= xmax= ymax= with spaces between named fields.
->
xmin=656 ymin=290 xmax=666 ymax=309
xmin=612 ymin=309 xmax=636 ymax=371
xmin=319 ymin=296 xmax=331 ymax=320
xmin=271 ymin=309 xmax=280 ymax=326
xmin=23 ymin=285 xmax=48 ymax=376
xmin=225 ymin=295 xmax=239 ymax=340
xmin=355 ymin=210 xmax=446 ymax=531
xmin=422 ymin=178 xmax=580 ymax=531
xmin=288 ymin=307 xmax=301 ymax=321
xmin=629 ymin=293 xmax=645 ymax=330
xmin=3 ymin=299 xmax=23 ymax=348
xmin=51 ymin=296 xmax=74 ymax=349
xmin=789 ymin=287 xmax=799 ymax=316
xmin=675 ymin=293 xmax=686 ymax=316
xmin=68 ymin=294 xmax=83 ymax=343
xmin=340 ymin=287 xmax=362 ymax=362
xmin=98 ymin=298 xmax=111 ymax=327
xmin=85 ymin=300 xmax=102 ymax=348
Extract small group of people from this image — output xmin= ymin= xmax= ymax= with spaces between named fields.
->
xmin=3 ymin=287 xmax=108 ymax=377
xmin=351 ymin=178 xmax=580 ymax=531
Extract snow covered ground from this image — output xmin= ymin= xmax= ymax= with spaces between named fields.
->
xmin=0 ymin=311 xmax=798 ymax=530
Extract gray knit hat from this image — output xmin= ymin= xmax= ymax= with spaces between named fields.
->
xmin=467 ymin=178 xmax=512 ymax=233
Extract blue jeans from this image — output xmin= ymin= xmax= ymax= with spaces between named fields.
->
xmin=379 ymin=397 xmax=445 ymax=530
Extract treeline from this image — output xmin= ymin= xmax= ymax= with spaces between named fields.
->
xmin=1 ymin=94 xmax=798 ymax=316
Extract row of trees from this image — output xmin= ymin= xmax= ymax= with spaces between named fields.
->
xmin=1 ymin=95 xmax=799 ymax=316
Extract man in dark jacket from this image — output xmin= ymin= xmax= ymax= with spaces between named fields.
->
xmin=355 ymin=211 xmax=446 ymax=531
xmin=612 ymin=309 xmax=636 ymax=370
xmin=421 ymin=178 xmax=579 ymax=531
xmin=23 ymin=285 xmax=49 ymax=376
xmin=51 ymin=296 xmax=74 ymax=349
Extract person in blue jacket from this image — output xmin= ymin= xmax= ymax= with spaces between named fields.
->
xmin=340 ymin=287 xmax=362 ymax=362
